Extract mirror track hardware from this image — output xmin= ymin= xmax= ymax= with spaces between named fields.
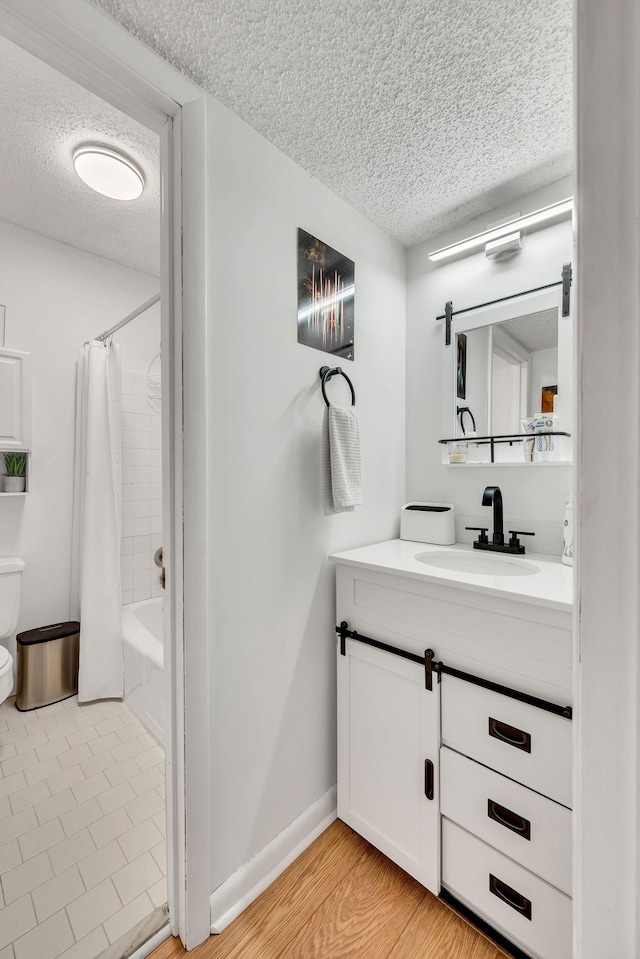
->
xmin=437 ymin=262 xmax=572 ymax=346
xmin=335 ymin=622 xmax=572 ymax=719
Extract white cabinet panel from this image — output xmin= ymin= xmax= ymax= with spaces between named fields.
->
xmin=337 ymin=638 xmax=440 ymax=892
xmin=336 ymin=565 xmax=573 ymax=706
xmin=441 ymin=747 xmax=572 ymax=894
xmin=441 ymin=675 xmax=572 ymax=808
xmin=442 ymin=819 xmax=572 ymax=959
xmin=352 ymin=577 xmax=572 ymax=665
xmin=0 ymin=348 xmax=31 ymax=450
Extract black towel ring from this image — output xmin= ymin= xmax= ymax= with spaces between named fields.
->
xmin=319 ymin=366 xmax=356 ymax=408
xmin=456 ymin=405 xmax=476 ymax=435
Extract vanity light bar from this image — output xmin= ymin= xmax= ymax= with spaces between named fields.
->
xmin=427 ymin=198 xmax=574 ymax=263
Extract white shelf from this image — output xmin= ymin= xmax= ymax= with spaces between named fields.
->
xmin=0 ymin=491 xmax=27 ymax=496
xmin=444 ymin=461 xmax=572 ymax=468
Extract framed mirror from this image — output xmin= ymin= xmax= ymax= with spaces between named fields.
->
xmin=441 ymin=285 xmax=572 ymax=464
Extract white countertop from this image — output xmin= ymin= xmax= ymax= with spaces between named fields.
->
xmin=330 ymin=539 xmax=573 ymax=612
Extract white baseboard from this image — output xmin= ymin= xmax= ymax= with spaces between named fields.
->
xmin=125 ymin=924 xmax=172 ymax=959
xmin=98 ymin=906 xmax=170 ymax=959
xmin=209 ymin=786 xmax=337 ymax=934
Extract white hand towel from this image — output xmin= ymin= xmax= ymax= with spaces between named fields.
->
xmin=322 ymin=404 xmax=362 ymax=514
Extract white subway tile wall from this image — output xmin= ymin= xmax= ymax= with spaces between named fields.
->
xmin=120 ymin=372 xmax=163 ymax=606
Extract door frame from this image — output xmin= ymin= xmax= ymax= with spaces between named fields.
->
xmin=0 ymin=1 xmax=213 ymax=948
xmin=574 ymin=1 xmax=640 ymax=956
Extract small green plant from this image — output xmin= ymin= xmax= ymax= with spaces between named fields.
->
xmin=3 ymin=453 xmax=27 ymax=477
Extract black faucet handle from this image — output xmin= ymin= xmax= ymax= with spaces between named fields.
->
xmin=466 ymin=526 xmax=489 ymax=545
xmin=508 ymin=530 xmax=535 ymax=549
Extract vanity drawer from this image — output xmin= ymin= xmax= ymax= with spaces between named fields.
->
xmin=441 ymin=676 xmax=572 ymax=807
xmin=440 ymin=746 xmax=571 ymax=894
xmin=442 ymin=819 xmax=572 ymax=959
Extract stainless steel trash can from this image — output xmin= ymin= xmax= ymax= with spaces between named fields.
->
xmin=16 ymin=621 xmax=80 ymax=711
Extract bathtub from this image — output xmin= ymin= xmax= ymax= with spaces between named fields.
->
xmin=121 ymin=597 xmax=165 ymax=747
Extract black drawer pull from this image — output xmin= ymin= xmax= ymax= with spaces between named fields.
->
xmin=488 ymin=799 xmax=531 ymax=840
xmin=424 ymin=759 xmax=434 ymax=800
xmin=489 ymin=874 xmax=532 ymax=920
xmin=489 ymin=717 xmax=531 ymax=753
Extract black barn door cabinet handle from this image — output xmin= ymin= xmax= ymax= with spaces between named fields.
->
xmin=488 ymin=799 xmax=531 ymax=840
xmin=424 ymin=759 xmax=434 ymax=800
xmin=489 ymin=874 xmax=532 ymax=920
xmin=489 ymin=717 xmax=532 ymax=753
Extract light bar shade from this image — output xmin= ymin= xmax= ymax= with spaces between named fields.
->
xmin=428 ymin=198 xmax=573 ymax=263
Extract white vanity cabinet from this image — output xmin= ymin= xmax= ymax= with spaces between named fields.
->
xmin=333 ymin=540 xmax=573 ymax=959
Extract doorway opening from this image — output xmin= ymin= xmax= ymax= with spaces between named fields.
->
xmin=0 ymin=28 xmax=182 ymax=959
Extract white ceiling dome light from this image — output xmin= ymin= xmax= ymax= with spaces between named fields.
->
xmin=72 ymin=145 xmax=144 ymax=200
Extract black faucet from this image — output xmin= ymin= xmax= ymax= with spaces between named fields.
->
xmin=483 ymin=486 xmax=504 ymax=546
xmin=465 ymin=485 xmax=536 ymax=555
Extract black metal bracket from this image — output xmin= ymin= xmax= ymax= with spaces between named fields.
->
xmin=425 ymin=649 xmax=434 ymax=691
xmin=562 ymin=261 xmax=572 ymax=317
xmin=337 ymin=620 xmax=349 ymax=656
xmin=335 ymin=621 xmax=572 ymax=719
xmin=444 ymin=301 xmax=453 ymax=346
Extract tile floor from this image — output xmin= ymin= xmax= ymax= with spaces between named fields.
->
xmin=0 ymin=695 xmax=166 ymax=959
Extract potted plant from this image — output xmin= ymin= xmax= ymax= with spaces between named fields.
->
xmin=3 ymin=452 xmax=27 ymax=492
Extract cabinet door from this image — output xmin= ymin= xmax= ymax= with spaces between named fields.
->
xmin=337 ymin=638 xmax=440 ymax=892
xmin=0 ymin=348 xmax=31 ymax=450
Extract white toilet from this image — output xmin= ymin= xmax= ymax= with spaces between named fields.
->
xmin=0 ymin=556 xmax=25 ymax=704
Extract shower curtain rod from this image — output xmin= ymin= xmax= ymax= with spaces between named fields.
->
xmin=94 ymin=292 xmax=160 ymax=343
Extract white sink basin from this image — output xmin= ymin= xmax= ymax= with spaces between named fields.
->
xmin=415 ymin=550 xmax=539 ymax=577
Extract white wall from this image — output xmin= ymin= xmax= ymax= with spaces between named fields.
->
xmin=0 ymin=219 xmax=158 ymax=667
xmin=205 ymin=98 xmax=406 ymax=890
xmin=114 ymin=304 xmax=163 ymax=606
xmin=115 ymin=305 xmax=161 ymax=372
xmin=406 ymin=178 xmax=573 ymax=554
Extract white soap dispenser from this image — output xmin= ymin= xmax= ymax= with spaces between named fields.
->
xmin=562 ymin=502 xmax=573 ymax=566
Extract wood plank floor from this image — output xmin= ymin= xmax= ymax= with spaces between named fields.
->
xmin=151 ymin=820 xmax=512 ymax=959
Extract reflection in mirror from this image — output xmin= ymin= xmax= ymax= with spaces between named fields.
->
xmin=455 ymin=308 xmax=558 ymax=437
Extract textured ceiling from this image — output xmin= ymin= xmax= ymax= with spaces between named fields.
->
xmin=500 ymin=309 xmax=558 ymax=353
xmin=91 ymin=0 xmax=572 ymax=247
xmin=0 ymin=34 xmax=160 ymax=276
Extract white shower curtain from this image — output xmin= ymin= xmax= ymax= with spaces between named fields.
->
xmin=71 ymin=340 xmax=123 ymax=702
